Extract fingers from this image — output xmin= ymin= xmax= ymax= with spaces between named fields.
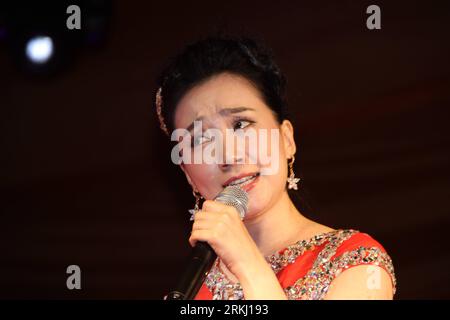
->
xmin=193 ymin=208 xmax=229 ymax=223
xmin=189 ymin=229 xmax=215 ymax=247
xmin=201 ymin=200 xmax=240 ymax=218
xmin=192 ymin=218 xmax=214 ymax=231
xmin=191 ymin=215 xmax=225 ymax=242
xmin=189 ymin=200 xmax=242 ymax=248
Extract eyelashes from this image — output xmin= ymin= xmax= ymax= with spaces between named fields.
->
xmin=232 ymin=118 xmax=254 ymax=131
xmin=191 ymin=118 xmax=256 ymax=147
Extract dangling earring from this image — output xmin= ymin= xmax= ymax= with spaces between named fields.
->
xmin=188 ymin=190 xmax=203 ymax=221
xmin=287 ymin=156 xmax=301 ymax=190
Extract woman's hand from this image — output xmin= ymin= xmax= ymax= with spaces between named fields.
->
xmin=189 ymin=200 xmax=261 ymax=279
xmin=189 ymin=199 xmax=288 ymax=299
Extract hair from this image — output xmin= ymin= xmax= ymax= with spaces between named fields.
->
xmin=155 ymin=33 xmax=314 ymax=216
xmin=155 ymin=34 xmax=290 ymax=133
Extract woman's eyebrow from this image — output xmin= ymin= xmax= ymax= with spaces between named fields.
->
xmin=219 ymin=106 xmax=255 ymax=116
xmin=185 ymin=116 xmax=204 ymax=132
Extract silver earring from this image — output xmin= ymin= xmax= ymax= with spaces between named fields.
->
xmin=287 ymin=156 xmax=301 ymax=190
xmin=188 ymin=190 xmax=203 ymax=221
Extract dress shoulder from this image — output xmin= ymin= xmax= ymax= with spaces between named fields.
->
xmin=285 ymin=229 xmax=397 ymax=299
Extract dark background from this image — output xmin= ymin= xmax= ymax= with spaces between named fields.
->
xmin=1 ymin=0 xmax=449 ymax=299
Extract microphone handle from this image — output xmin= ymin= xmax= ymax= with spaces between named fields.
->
xmin=164 ymin=241 xmax=217 ymax=300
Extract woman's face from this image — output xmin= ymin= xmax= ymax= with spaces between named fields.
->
xmin=173 ymin=72 xmax=296 ymax=219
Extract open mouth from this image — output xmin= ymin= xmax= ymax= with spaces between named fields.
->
xmin=224 ymin=172 xmax=260 ymax=188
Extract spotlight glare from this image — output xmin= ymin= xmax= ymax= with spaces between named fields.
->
xmin=25 ymin=36 xmax=54 ymax=64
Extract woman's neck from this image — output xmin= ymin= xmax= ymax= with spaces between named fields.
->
xmin=243 ymin=191 xmax=316 ymax=257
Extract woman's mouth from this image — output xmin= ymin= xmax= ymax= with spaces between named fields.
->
xmin=223 ymin=173 xmax=260 ymax=189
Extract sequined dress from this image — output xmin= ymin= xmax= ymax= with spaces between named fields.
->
xmin=194 ymin=229 xmax=396 ymax=300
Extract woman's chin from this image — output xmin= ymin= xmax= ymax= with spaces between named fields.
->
xmin=243 ymin=180 xmax=282 ymax=219
xmin=244 ymin=195 xmax=271 ymax=220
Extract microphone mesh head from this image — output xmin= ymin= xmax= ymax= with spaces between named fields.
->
xmin=214 ymin=186 xmax=249 ymax=219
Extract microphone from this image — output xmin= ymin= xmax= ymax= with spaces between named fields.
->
xmin=164 ymin=185 xmax=249 ymax=300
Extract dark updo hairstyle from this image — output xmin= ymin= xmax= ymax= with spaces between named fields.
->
xmin=155 ymin=33 xmax=314 ymax=216
xmin=155 ymin=34 xmax=290 ymax=133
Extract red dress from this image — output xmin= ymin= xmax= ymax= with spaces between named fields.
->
xmin=194 ymin=229 xmax=396 ymax=300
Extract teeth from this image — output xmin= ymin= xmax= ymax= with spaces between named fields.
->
xmin=229 ymin=175 xmax=257 ymax=186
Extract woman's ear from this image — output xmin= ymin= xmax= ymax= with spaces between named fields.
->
xmin=180 ymin=163 xmax=198 ymax=191
xmin=280 ymin=119 xmax=297 ymax=158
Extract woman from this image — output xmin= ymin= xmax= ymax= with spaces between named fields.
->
xmin=154 ymin=35 xmax=396 ymax=300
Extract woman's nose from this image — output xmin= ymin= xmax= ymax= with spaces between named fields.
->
xmin=219 ymin=152 xmax=243 ymax=171
xmin=217 ymin=130 xmax=246 ymax=170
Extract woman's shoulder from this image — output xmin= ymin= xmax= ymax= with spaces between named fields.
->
xmin=327 ymin=229 xmax=397 ymax=294
xmin=282 ymin=228 xmax=397 ymax=299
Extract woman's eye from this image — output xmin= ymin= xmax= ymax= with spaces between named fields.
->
xmin=233 ymin=120 xmax=252 ymax=131
xmin=193 ymin=135 xmax=211 ymax=146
